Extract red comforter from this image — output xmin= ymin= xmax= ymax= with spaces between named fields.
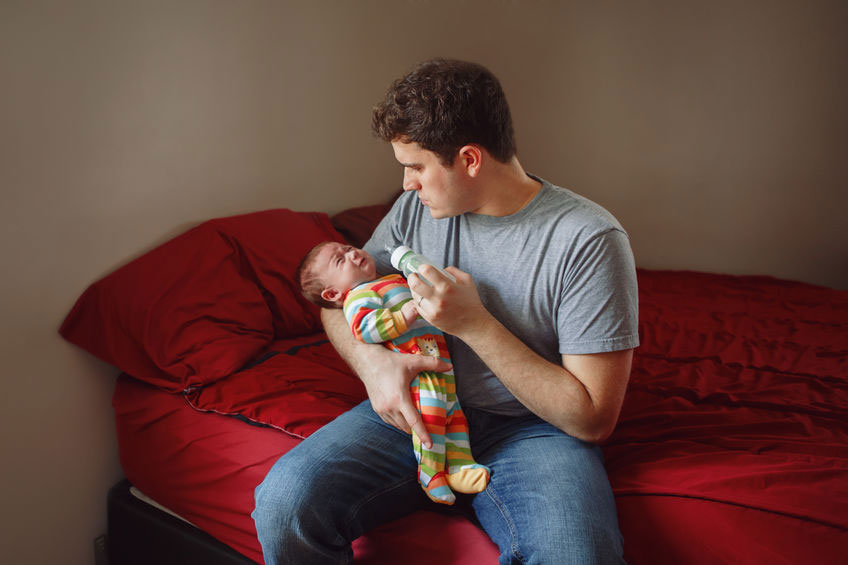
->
xmin=63 ymin=207 xmax=847 ymax=563
xmin=118 ymin=269 xmax=847 ymax=563
xmin=608 ymin=269 xmax=847 ymax=563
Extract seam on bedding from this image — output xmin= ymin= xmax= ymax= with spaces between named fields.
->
xmin=183 ymin=394 xmax=307 ymax=440
xmin=181 ymin=338 xmax=341 ymax=441
xmin=282 ymin=339 xmax=330 ymax=356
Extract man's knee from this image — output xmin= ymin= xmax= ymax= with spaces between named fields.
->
xmin=507 ymin=511 xmax=624 ymax=565
xmin=253 ymin=454 xmax=332 ymax=538
xmin=254 ymin=459 xmax=299 ymax=532
xmin=252 ymin=454 xmax=352 ymax=565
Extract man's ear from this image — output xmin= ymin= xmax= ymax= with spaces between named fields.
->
xmin=457 ymin=145 xmax=483 ymax=178
xmin=321 ymin=287 xmax=341 ymax=303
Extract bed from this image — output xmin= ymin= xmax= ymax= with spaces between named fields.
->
xmin=60 ymin=203 xmax=848 ymax=564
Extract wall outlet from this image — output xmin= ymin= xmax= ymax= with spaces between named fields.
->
xmin=94 ymin=534 xmax=109 ymax=565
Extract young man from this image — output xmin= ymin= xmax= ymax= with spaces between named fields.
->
xmin=253 ymin=59 xmax=639 ymax=564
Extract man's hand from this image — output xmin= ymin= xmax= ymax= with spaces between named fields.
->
xmin=408 ymin=265 xmax=491 ymax=339
xmin=359 ymin=350 xmax=450 ymax=449
xmin=320 ymin=308 xmax=448 ymax=449
xmin=406 ymin=265 xmax=632 ymax=443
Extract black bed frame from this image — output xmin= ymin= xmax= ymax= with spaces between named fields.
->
xmin=107 ymin=479 xmax=257 ymax=565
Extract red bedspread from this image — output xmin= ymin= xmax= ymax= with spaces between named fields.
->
xmin=114 ymin=268 xmax=847 ymax=563
xmin=607 ymin=269 xmax=848 ymax=562
xmin=114 ymin=373 xmax=499 ymax=564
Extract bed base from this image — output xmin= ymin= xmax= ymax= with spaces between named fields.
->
xmin=107 ymin=479 xmax=256 ymax=565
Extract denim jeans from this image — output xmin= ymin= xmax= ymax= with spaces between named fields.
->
xmin=252 ymin=400 xmax=624 ymax=564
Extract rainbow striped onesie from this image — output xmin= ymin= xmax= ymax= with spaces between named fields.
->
xmin=343 ymin=274 xmax=490 ymax=505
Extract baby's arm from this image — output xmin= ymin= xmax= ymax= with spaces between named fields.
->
xmin=344 ymin=288 xmax=412 ymax=345
xmin=400 ymin=300 xmax=419 ymax=328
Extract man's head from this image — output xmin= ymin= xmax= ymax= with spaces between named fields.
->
xmin=298 ymin=242 xmax=377 ymax=308
xmin=373 ymin=59 xmax=520 ymax=219
xmin=372 ymin=59 xmax=516 ymax=167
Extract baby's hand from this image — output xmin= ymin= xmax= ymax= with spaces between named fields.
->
xmin=401 ymin=300 xmax=419 ymax=327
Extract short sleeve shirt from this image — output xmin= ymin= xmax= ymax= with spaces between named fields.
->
xmin=364 ymin=174 xmax=639 ymax=415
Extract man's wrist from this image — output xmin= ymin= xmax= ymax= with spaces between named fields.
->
xmin=456 ymin=310 xmax=501 ymax=346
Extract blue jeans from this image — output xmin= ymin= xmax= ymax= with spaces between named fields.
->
xmin=252 ymin=400 xmax=624 ymax=564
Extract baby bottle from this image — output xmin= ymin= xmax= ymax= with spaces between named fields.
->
xmin=390 ymin=245 xmax=456 ymax=285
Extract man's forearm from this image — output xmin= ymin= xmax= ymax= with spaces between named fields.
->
xmin=459 ymin=316 xmax=629 ymax=443
xmin=321 ymin=308 xmax=385 ymax=380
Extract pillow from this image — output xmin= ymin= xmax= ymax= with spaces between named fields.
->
xmin=331 ymin=202 xmax=394 ymax=248
xmin=60 ymin=209 xmax=345 ymax=392
xmin=208 ymin=209 xmax=346 ymax=338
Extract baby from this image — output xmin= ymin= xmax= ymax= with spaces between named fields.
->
xmin=297 ymin=241 xmax=490 ymax=505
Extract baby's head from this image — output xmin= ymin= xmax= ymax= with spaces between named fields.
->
xmin=298 ymin=242 xmax=378 ymax=308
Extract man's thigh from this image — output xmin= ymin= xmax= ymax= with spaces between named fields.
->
xmin=254 ymin=400 xmax=427 ymax=541
xmin=469 ymin=412 xmax=624 ymax=564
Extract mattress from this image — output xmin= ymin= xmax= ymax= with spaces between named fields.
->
xmin=51 ymin=199 xmax=844 ymax=563
xmin=607 ymin=269 xmax=848 ymax=562
xmin=114 ymin=270 xmax=848 ymax=563
xmin=113 ymin=370 xmax=499 ymax=564
xmin=111 ymin=268 xmax=848 ymax=564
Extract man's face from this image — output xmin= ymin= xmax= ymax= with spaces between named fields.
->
xmin=313 ymin=243 xmax=377 ymax=303
xmin=391 ymin=140 xmax=476 ymax=219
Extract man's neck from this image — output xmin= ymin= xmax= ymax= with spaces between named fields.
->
xmin=473 ymin=157 xmax=542 ymax=217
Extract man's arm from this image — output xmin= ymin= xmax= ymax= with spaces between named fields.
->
xmin=460 ymin=316 xmax=632 ymax=443
xmin=321 ymin=308 xmax=448 ymax=448
xmin=409 ymin=266 xmax=632 ymax=443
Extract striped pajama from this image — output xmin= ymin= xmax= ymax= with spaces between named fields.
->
xmin=343 ymin=274 xmax=490 ymax=505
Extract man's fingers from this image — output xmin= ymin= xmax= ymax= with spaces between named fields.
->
xmin=400 ymin=402 xmax=432 ymax=449
xmin=384 ymin=413 xmax=408 ymax=434
xmin=419 ymin=264 xmax=457 ymax=285
xmin=407 ymin=273 xmax=434 ymax=298
xmin=376 ymin=407 xmax=409 ymax=434
xmin=411 ymin=354 xmax=452 ymax=374
xmin=443 ymin=266 xmax=469 ymax=281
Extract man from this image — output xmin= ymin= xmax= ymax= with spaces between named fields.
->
xmin=253 ymin=58 xmax=639 ymax=564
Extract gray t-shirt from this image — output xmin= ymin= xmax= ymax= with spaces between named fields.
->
xmin=363 ymin=174 xmax=639 ymax=416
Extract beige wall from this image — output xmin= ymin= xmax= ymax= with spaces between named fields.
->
xmin=1 ymin=1 xmax=845 ymax=563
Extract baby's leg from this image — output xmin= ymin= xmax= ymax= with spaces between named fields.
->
xmin=411 ymin=373 xmax=455 ymax=505
xmin=442 ymin=371 xmax=490 ymax=494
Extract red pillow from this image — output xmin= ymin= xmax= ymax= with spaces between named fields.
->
xmin=60 ymin=209 xmax=344 ymax=392
xmin=209 ymin=210 xmax=346 ymax=338
xmin=331 ymin=202 xmax=394 ymax=248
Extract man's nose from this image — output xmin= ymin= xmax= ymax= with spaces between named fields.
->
xmin=402 ymin=171 xmax=419 ymax=191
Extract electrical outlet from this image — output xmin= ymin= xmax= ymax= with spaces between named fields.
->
xmin=94 ymin=534 xmax=109 ymax=565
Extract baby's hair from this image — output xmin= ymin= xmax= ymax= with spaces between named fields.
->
xmin=297 ymin=241 xmax=341 ymax=309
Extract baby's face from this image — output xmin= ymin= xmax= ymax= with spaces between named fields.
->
xmin=314 ymin=243 xmax=377 ymax=302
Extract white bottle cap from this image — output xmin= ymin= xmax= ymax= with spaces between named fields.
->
xmin=390 ymin=245 xmax=413 ymax=270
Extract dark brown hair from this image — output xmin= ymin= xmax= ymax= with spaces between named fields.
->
xmin=372 ymin=59 xmax=516 ymax=166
